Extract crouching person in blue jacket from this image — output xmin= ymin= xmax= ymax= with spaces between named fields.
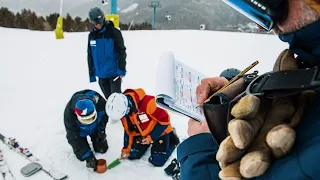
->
xmin=64 ymin=89 xmax=109 ymax=171
xmin=178 ymin=0 xmax=320 ymax=179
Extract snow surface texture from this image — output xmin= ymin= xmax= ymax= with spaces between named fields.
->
xmin=120 ymin=3 xmax=139 ymax=13
xmin=0 ymin=27 xmax=288 ymax=180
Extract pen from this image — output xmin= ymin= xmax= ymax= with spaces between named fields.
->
xmin=198 ymin=60 xmax=259 ymax=106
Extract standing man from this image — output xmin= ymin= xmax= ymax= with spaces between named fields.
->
xmin=87 ymin=7 xmax=127 ymax=99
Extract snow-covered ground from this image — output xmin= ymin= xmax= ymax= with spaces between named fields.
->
xmin=0 ymin=27 xmax=288 ymax=180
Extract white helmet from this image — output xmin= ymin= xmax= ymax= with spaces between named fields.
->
xmin=106 ymin=93 xmax=129 ymax=122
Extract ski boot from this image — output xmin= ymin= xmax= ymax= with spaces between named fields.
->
xmin=164 ymin=158 xmax=180 ymax=178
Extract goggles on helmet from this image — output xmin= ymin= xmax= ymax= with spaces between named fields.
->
xmin=90 ymin=16 xmax=104 ymax=25
xmin=77 ymin=110 xmax=97 ymax=125
xmin=222 ymin=0 xmax=288 ymax=31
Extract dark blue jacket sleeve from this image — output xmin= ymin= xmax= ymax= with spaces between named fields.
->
xmin=64 ymin=121 xmax=93 ymax=161
xmin=149 ymin=123 xmax=168 ymax=141
xmin=177 ymin=131 xmax=320 ymax=180
xmin=177 ymin=133 xmax=220 ymax=180
xmin=87 ymin=35 xmax=96 ymax=82
xmin=177 ymin=91 xmax=320 ymax=180
xmin=113 ymin=27 xmax=127 ymax=72
xmin=123 ymin=131 xmax=129 ymax=149
xmin=298 ymin=137 xmax=320 ymax=179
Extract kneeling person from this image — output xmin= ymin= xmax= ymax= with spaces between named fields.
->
xmin=106 ymin=88 xmax=180 ymax=167
xmin=64 ymin=89 xmax=109 ymax=171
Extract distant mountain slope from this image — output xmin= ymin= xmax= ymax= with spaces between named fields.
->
xmin=1 ymin=0 xmax=252 ymax=30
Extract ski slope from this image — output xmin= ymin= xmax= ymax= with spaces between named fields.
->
xmin=120 ymin=3 xmax=139 ymax=13
xmin=0 ymin=27 xmax=288 ymax=180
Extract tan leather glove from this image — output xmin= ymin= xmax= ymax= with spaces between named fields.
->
xmin=216 ymin=50 xmax=316 ymax=179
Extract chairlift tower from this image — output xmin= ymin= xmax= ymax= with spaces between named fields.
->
xmin=148 ymin=0 xmax=161 ymax=30
xmin=102 ymin=0 xmax=120 ymax=28
xmin=110 ymin=0 xmax=117 ymax=14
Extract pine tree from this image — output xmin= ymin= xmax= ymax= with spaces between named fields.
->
xmin=46 ymin=13 xmax=59 ymax=30
xmin=74 ymin=16 xmax=85 ymax=31
xmin=0 ymin=7 xmax=15 ymax=28
xmin=64 ymin=13 xmax=74 ymax=32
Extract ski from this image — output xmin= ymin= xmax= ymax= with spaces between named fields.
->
xmin=0 ymin=150 xmax=15 ymax=180
xmin=0 ymin=133 xmax=67 ymax=180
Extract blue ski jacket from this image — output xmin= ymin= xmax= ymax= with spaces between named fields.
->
xmin=87 ymin=21 xmax=127 ymax=82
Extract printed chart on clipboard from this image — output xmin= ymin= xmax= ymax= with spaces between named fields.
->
xmin=174 ymin=60 xmax=205 ymax=120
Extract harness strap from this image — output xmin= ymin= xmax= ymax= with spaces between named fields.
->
xmin=246 ymin=66 xmax=320 ymax=97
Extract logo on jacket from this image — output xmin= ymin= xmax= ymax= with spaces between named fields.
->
xmin=90 ymin=40 xmax=96 ymax=46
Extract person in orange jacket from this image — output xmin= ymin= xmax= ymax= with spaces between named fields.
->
xmin=106 ymin=88 xmax=180 ymax=167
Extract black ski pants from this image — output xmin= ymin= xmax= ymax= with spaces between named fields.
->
xmin=98 ymin=77 xmax=122 ymax=99
xmin=128 ymin=131 xmax=180 ymax=167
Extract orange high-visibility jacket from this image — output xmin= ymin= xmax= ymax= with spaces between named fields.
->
xmin=121 ymin=88 xmax=173 ymax=153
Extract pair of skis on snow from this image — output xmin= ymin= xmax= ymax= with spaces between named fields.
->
xmin=0 ymin=133 xmax=67 ymax=180
xmin=0 ymin=150 xmax=15 ymax=180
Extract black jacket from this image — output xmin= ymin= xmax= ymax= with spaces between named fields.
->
xmin=63 ymin=89 xmax=108 ymax=161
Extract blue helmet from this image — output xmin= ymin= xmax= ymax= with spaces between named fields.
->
xmin=220 ymin=68 xmax=241 ymax=81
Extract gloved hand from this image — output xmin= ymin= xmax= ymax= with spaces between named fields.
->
xmin=93 ymin=131 xmax=109 ymax=153
xmin=216 ymin=49 xmax=317 ymax=179
xmin=85 ymin=154 xmax=97 ymax=171
xmin=121 ymin=152 xmax=130 ymax=159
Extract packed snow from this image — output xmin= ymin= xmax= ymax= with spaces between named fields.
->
xmin=0 ymin=27 xmax=288 ymax=180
